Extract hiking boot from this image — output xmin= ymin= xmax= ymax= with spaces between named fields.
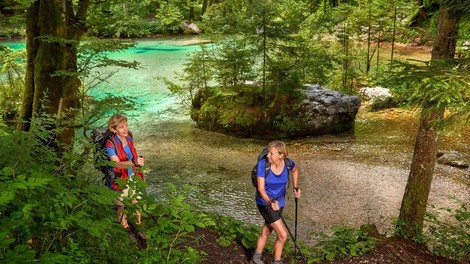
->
xmin=272 ymin=260 xmax=283 ymax=264
xmin=127 ymin=229 xmax=137 ymax=242
xmin=135 ymin=231 xmax=147 ymax=240
xmin=249 ymin=253 xmax=264 ymax=264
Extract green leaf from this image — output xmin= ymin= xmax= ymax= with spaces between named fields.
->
xmin=1 ymin=238 xmax=15 ymax=246
xmin=12 ymin=182 xmax=27 ymax=189
xmin=0 ymin=191 xmax=15 ymax=205
xmin=184 ymin=225 xmax=195 ymax=232
xmin=11 ymin=211 xmax=23 ymax=219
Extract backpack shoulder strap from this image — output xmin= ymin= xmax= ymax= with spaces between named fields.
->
xmin=263 ymin=158 xmax=270 ymax=177
xmin=285 ymin=158 xmax=293 ymax=172
xmin=106 ymin=135 xmax=118 ymax=158
xmin=284 ymin=158 xmax=294 ymax=192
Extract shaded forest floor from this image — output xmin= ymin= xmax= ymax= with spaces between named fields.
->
xmin=190 ymin=227 xmax=462 ymax=264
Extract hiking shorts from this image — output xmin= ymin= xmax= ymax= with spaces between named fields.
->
xmin=257 ymin=204 xmax=284 ymax=225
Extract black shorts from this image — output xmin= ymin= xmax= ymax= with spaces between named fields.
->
xmin=257 ymin=204 xmax=284 ymax=225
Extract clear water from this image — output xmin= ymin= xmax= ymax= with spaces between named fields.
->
xmin=86 ymin=38 xmax=203 ymax=121
xmin=0 ymin=38 xmax=201 ymax=120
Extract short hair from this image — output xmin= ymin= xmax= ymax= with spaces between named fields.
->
xmin=107 ymin=114 xmax=128 ymax=130
xmin=267 ymin=140 xmax=288 ymax=158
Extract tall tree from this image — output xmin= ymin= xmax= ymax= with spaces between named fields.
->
xmin=18 ymin=0 xmax=90 ymax=148
xmin=397 ymin=0 xmax=465 ymax=238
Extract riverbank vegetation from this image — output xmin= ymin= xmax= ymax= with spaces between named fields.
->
xmin=1 ymin=0 xmax=470 ymax=263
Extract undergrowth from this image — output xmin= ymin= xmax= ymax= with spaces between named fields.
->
xmin=425 ymin=197 xmax=470 ymax=263
xmin=0 ymin=116 xmax=213 ymax=263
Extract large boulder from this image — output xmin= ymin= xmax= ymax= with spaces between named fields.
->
xmin=359 ymin=86 xmax=392 ymax=101
xmin=192 ymin=84 xmax=361 ymax=138
xmin=359 ymin=86 xmax=398 ymax=111
xmin=298 ymin=84 xmax=361 ymax=136
xmin=183 ymin=22 xmax=201 ymax=34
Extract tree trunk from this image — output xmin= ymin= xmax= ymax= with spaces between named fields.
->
xmin=18 ymin=0 xmax=89 ymax=149
xmin=201 ymin=0 xmax=208 ymax=17
xmin=397 ymin=4 xmax=461 ymax=239
xmin=18 ymin=1 xmax=40 ymax=132
xmin=376 ymin=33 xmax=380 ymax=68
xmin=390 ymin=6 xmax=397 ymax=68
xmin=189 ymin=5 xmax=195 ymax=21
xmin=417 ymin=0 xmax=426 ymax=20
xmin=398 ymin=107 xmax=443 ymax=237
xmin=366 ymin=24 xmax=371 ymax=75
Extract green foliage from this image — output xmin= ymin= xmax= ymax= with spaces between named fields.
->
xmin=200 ymin=0 xmax=248 ymax=35
xmin=393 ymin=217 xmax=427 ymax=243
xmin=0 ymin=47 xmax=26 ymax=123
xmin=208 ymin=213 xmax=260 ymax=249
xmin=155 ymin=2 xmax=185 ymax=33
xmin=0 ymin=114 xmax=223 ymax=263
xmin=425 ymin=198 xmax=470 ymax=262
xmin=0 ymin=115 xmax=131 ymax=263
xmin=74 ymin=39 xmax=140 ymax=136
xmin=168 ymin=0 xmax=340 ymax=136
xmin=139 ymin=183 xmax=216 ymax=263
xmin=0 ymin=5 xmax=26 ymax=38
xmin=165 ymin=43 xmax=214 ymax=109
xmin=86 ymin=0 xmax=204 ymax=36
xmin=213 ymin=37 xmax=257 ymax=86
xmin=86 ymin=0 xmax=160 ymax=37
xmin=308 ymin=227 xmax=377 ymax=262
xmin=375 ymin=60 xmax=470 ymax=131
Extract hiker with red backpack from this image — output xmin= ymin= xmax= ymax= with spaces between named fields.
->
xmin=250 ymin=141 xmax=301 ymax=264
xmin=105 ymin=114 xmax=145 ymax=238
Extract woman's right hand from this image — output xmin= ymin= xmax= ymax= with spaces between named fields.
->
xmin=137 ymin=156 xmax=144 ymax=166
xmin=270 ymin=200 xmax=280 ymax=211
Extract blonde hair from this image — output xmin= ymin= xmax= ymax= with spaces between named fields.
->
xmin=267 ymin=140 xmax=288 ymax=158
xmin=107 ymin=114 xmax=128 ymax=130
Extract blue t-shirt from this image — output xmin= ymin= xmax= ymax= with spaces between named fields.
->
xmin=106 ymin=136 xmax=135 ymax=177
xmin=255 ymin=158 xmax=295 ymax=207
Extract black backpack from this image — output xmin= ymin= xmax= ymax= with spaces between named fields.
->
xmin=91 ymin=127 xmax=133 ymax=185
xmin=91 ymin=127 xmax=115 ymax=185
xmin=251 ymin=147 xmax=292 ymax=188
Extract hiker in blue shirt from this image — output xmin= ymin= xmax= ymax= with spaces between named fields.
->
xmin=251 ymin=141 xmax=301 ymax=264
xmin=106 ymin=114 xmax=146 ymax=240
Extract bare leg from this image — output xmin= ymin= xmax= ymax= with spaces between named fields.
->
xmin=135 ymin=209 xmax=142 ymax=225
xmin=254 ymin=223 xmax=273 ymax=253
xmin=271 ymin=219 xmax=288 ymax=261
xmin=117 ymin=205 xmax=129 ymax=228
xmin=132 ymin=199 xmax=142 ymax=225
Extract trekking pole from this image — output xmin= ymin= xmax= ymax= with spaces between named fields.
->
xmin=278 ymin=211 xmax=308 ymax=264
xmin=294 ymin=197 xmax=298 ymax=263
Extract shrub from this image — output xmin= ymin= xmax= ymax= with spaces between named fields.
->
xmin=425 ymin=198 xmax=470 ymax=262
xmin=309 ymin=226 xmax=376 ymax=262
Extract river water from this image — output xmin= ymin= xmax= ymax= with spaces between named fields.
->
xmin=3 ymin=38 xmax=469 ymax=245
